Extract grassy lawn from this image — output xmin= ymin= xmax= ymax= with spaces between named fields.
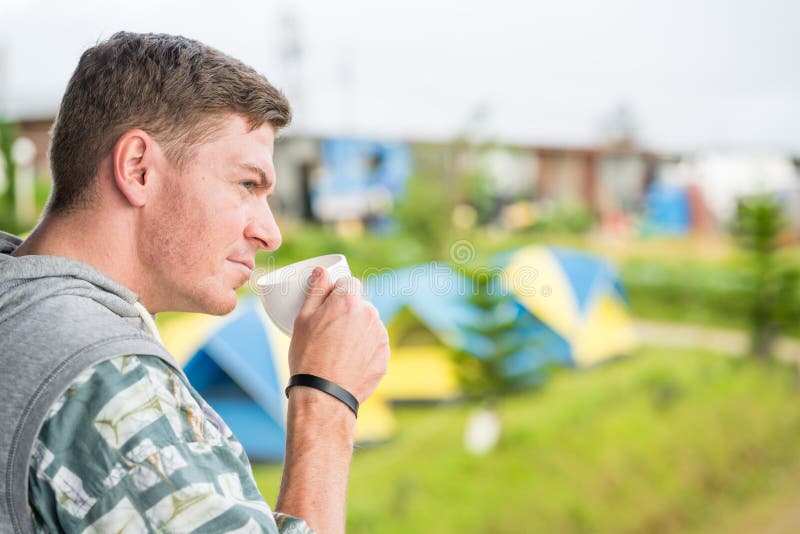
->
xmin=253 ymin=346 xmax=800 ymax=533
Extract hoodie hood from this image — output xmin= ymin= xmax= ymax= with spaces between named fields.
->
xmin=0 ymin=231 xmax=161 ymax=342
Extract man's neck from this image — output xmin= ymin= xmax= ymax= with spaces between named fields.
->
xmin=13 ymin=214 xmax=83 ymax=258
xmin=13 ymin=211 xmax=145 ymax=299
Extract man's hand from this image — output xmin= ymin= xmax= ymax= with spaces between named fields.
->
xmin=276 ymin=266 xmax=390 ymax=534
xmin=287 ymin=266 xmax=389 ymax=403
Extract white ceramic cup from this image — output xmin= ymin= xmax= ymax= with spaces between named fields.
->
xmin=256 ymin=254 xmax=351 ymax=335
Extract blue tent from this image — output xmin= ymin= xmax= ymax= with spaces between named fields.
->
xmin=183 ymin=299 xmax=287 ymax=461
xmin=497 ymin=245 xmax=637 ymax=367
xmin=179 ymin=298 xmax=398 ymax=459
xmin=366 ymin=263 xmax=571 ymax=398
xmin=644 ymin=183 xmax=691 ymax=235
xmin=367 ymin=263 xmax=496 ymax=354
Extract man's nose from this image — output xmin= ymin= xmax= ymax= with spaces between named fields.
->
xmin=246 ymin=202 xmax=282 ymax=252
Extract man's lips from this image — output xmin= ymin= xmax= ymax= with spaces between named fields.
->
xmin=228 ymin=258 xmax=255 ymax=271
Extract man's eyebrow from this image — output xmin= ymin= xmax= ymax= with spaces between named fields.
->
xmin=238 ymin=163 xmax=275 ymax=189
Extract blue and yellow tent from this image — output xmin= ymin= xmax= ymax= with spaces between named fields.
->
xmin=367 ymin=249 xmax=636 ymax=402
xmin=499 ymin=246 xmax=637 ymax=367
xmin=367 ymin=263 xmax=478 ymax=402
xmin=367 ymin=262 xmax=577 ymax=400
xmin=161 ymin=298 xmax=396 ymax=460
xmin=181 ymin=299 xmax=287 ymax=460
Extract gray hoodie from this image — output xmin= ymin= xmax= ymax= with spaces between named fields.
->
xmin=0 ymin=231 xmax=179 ymax=533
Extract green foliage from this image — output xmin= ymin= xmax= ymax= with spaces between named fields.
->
xmin=0 ymin=119 xmax=19 ymax=233
xmin=621 ymin=256 xmax=800 ymax=339
xmin=393 ymin=143 xmax=505 ymax=258
xmin=254 ymin=346 xmax=800 ymax=533
xmin=458 ymin=168 xmax=495 ymax=226
xmin=623 ymin=260 xmax=751 ymax=324
xmin=392 ymin=171 xmax=455 ymax=260
xmin=559 ymin=205 xmax=596 ymax=234
xmin=541 ymin=203 xmax=597 ymax=234
xmin=451 ymin=270 xmax=539 ymax=399
xmin=733 ymin=194 xmax=800 ymax=357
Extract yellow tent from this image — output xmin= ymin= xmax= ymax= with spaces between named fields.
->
xmin=159 ymin=299 xmax=396 ymax=447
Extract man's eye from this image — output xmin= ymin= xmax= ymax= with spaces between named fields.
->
xmin=241 ymin=181 xmax=258 ymax=191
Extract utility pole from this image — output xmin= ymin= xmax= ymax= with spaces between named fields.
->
xmin=277 ymin=2 xmax=305 ymax=132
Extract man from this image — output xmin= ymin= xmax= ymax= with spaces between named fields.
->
xmin=0 ymin=32 xmax=389 ymax=533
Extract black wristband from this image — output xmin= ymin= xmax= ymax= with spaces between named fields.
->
xmin=285 ymin=374 xmax=359 ymax=417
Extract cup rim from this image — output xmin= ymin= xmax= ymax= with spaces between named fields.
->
xmin=256 ymin=253 xmax=346 ymax=287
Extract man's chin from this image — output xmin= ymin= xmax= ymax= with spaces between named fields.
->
xmin=190 ymin=291 xmax=239 ymax=316
xmin=205 ymin=297 xmax=239 ymax=316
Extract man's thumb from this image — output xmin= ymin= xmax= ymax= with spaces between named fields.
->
xmin=299 ymin=266 xmax=333 ymax=314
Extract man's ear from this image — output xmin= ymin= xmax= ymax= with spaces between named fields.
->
xmin=112 ymin=129 xmax=158 ymax=207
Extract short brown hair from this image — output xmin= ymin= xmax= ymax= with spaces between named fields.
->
xmin=47 ymin=31 xmax=292 ymax=214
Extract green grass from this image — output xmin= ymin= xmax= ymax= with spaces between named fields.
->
xmin=253 ymin=346 xmax=800 ymax=533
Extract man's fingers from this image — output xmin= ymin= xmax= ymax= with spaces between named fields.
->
xmin=298 ymin=267 xmax=334 ymax=315
xmin=332 ymin=276 xmax=363 ymax=298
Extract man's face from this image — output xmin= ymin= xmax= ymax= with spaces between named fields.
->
xmin=141 ymin=114 xmax=281 ymax=314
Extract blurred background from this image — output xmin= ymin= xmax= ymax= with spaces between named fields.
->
xmin=2 ymin=1 xmax=800 ymax=532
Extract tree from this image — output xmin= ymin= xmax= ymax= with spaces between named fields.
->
xmin=452 ymin=270 xmax=539 ymax=399
xmin=452 ymin=269 xmax=545 ymax=455
xmin=393 ymin=171 xmax=455 ymax=260
xmin=0 ymin=119 xmax=19 ymax=232
xmin=733 ymin=194 xmax=800 ymax=358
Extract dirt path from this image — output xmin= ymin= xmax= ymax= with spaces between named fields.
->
xmin=634 ymin=320 xmax=800 ymax=363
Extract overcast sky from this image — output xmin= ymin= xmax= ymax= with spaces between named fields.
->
xmin=0 ymin=0 xmax=797 ymax=153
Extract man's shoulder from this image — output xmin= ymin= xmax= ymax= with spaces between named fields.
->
xmin=6 ymin=291 xmax=144 ymax=344
xmin=29 ymin=353 xmax=279 ymax=533
xmin=19 ymin=291 xmax=138 ymax=328
xmin=0 ymin=253 xmax=174 ymax=414
xmin=2 ymin=292 xmax=166 ymax=388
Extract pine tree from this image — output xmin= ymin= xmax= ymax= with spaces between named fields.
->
xmin=734 ymin=194 xmax=800 ymax=358
xmin=452 ymin=270 xmax=540 ymax=400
